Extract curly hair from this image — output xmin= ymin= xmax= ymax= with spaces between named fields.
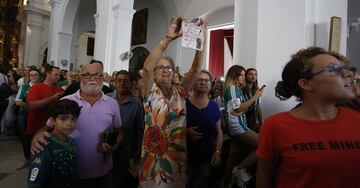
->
xmin=275 ymin=47 xmax=336 ymax=101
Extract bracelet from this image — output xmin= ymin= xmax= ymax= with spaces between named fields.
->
xmin=159 ymin=39 xmax=166 ymax=51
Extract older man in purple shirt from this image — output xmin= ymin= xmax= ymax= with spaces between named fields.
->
xmin=31 ymin=61 xmax=123 ymax=188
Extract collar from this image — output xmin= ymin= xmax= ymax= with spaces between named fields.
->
xmin=74 ymin=89 xmax=107 ymax=101
xmin=111 ymin=91 xmax=137 ymax=104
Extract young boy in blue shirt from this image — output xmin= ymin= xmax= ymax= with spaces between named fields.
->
xmin=28 ymin=99 xmax=81 ymax=188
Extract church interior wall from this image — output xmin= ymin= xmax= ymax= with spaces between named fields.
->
xmin=132 ymin=0 xmax=168 ymax=57
xmin=347 ymin=0 xmax=360 ymax=71
xmin=70 ymin=0 xmax=96 ymax=68
xmin=175 ymin=0 xmax=234 ymax=74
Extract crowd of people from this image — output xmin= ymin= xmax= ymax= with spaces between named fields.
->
xmin=0 ymin=16 xmax=359 ymax=188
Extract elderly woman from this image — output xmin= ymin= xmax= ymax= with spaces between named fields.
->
xmin=139 ymin=17 xmax=206 ymax=188
xmin=256 ymin=47 xmax=360 ymax=188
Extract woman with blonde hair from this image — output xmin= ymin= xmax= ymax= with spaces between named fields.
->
xmin=223 ymin=65 xmax=263 ymax=187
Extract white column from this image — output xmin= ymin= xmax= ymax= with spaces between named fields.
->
xmin=93 ymin=1 xmax=111 ymax=68
xmin=109 ymin=1 xmax=135 ymax=73
xmin=57 ymin=31 xmax=73 ymax=70
xmin=48 ymin=0 xmax=63 ymax=65
xmin=233 ymin=0 xmax=258 ymax=69
xmin=24 ymin=21 xmax=42 ymax=67
xmin=94 ymin=0 xmax=135 ymax=74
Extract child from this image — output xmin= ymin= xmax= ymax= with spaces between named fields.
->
xmin=28 ymin=99 xmax=81 ymax=188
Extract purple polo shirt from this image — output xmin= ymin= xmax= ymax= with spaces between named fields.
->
xmin=62 ymin=90 xmax=122 ymax=179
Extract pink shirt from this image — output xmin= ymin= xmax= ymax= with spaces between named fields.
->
xmin=63 ymin=90 xmax=122 ymax=179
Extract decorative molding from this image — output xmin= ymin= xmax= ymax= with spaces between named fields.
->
xmin=112 ymin=4 xmax=135 ymax=19
xmin=94 ymin=13 xmax=99 ymax=25
xmin=24 ymin=4 xmax=51 ymax=18
xmin=27 ymin=23 xmax=43 ymax=31
xmin=49 ymin=0 xmax=62 ymax=9
xmin=58 ymin=31 xmax=73 ymax=37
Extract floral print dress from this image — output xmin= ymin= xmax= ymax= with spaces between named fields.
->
xmin=139 ymin=84 xmax=187 ymax=188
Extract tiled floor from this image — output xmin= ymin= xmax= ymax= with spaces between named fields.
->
xmin=0 ymin=135 xmax=27 ymax=188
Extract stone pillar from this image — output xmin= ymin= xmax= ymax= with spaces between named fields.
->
xmin=48 ymin=0 xmax=63 ymax=65
xmin=94 ymin=0 xmax=135 ymax=74
xmin=57 ymin=31 xmax=73 ymax=70
xmin=233 ymin=0 xmax=258 ymax=69
xmin=23 ymin=17 xmax=42 ymax=67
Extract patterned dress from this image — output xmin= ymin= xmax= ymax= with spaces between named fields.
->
xmin=139 ymin=84 xmax=187 ymax=188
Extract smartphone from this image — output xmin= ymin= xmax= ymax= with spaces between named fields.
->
xmin=260 ymin=85 xmax=266 ymax=90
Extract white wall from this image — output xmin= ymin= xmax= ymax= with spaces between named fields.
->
xmin=70 ymin=0 xmax=96 ymax=67
xmin=76 ymin=32 xmax=95 ymax=69
xmin=313 ymin=0 xmax=348 ymax=54
xmin=132 ymin=0 xmax=167 ymax=55
xmin=250 ymin=0 xmax=348 ymax=118
xmin=347 ymin=0 xmax=360 ymax=71
xmin=22 ymin=2 xmax=50 ymax=67
xmin=176 ymin=0 xmax=234 ymax=74
xmin=255 ymin=0 xmax=307 ymax=118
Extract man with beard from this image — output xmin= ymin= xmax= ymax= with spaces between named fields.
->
xmin=62 ymin=60 xmax=113 ymax=96
xmin=31 ymin=62 xmax=123 ymax=188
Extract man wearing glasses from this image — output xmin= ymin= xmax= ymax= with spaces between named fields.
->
xmin=32 ymin=61 xmax=123 ymax=188
xmin=62 ymin=60 xmax=113 ymax=96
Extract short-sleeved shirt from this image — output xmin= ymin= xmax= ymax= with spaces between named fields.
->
xmin=257 ymin=107 xmax=360 ymax=188
xmin=58 ymin=80 xmax=68 ymax=87
xmin=15 ymin=82 xmax=31 ymax=115
xmin=224 ymin=85 xmax=249 ymax=136
xmin=26 ymin=83 xmax=64 ymax=134
xmin=107 ymin=91 xmax=144 ymax=169
xmin=62 ymin=90 xmax=122 ymax=179
xmin=28 ymin=136 xmax=77 ymax=188
xmin=139 ymin=84 xmax=187 ymax=188
xmin=186 ymin=98 xmax=221 ymax=165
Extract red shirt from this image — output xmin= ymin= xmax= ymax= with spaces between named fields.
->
xmin=257 ymin=107 xmax=360 ymax=188
xmin=26 ymin=83 xmax=63 ymax=134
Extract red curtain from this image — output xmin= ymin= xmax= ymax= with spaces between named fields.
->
xmin=224 ymin=29 xmax=234 ymax=56
xmin=209 ymin=30 xmax=224 ymax=79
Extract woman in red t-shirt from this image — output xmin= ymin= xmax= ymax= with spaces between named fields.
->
xmin=256 ymin=47 xmax=360 ymax=188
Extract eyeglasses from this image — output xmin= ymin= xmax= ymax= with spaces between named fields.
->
xmin=29 ymin=74 xmax=39 ymax=77
xmin=81 ymin=73 xmax=103 ymax=80
xmin=304 ymin=63 xmax=351 ymax=79
xmin=154 ymin=65 xmax=173 ymax=73
xmin=197 ymin=78 xmax=211 ymax=84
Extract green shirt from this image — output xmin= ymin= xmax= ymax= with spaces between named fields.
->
xmin=16 ymin=83 xmax=31 ymax=115
xmin=28 ymin=136 xmax=77 ymax=188
xmin=58 ymin=80 xmax=68 ymax=87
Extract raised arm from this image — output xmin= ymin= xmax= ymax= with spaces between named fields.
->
xmin=182 ymin=20 xmax=207 ymax=91
xmin=142 ymin=17 xmax=184 ymax=95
